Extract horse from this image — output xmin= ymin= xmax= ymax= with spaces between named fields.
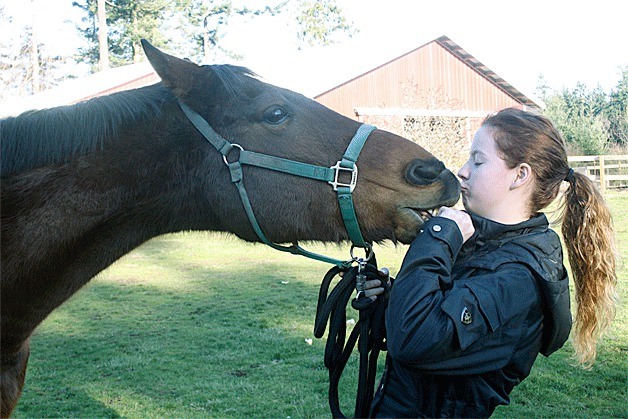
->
xmin=0 ymin=40 xmax=460 ymax=417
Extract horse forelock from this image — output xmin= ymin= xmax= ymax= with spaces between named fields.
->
xmin=208 ymin=65 xmax=258 ymax=101
xmin=0 ymin=84 xmax=173 ymax=178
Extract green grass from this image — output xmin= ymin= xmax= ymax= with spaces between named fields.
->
xmin=13 ymin=192 xmax=628 ymax=418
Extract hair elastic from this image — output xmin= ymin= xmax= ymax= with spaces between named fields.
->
xmin=565 ymin=168 xmax=576 ymax=182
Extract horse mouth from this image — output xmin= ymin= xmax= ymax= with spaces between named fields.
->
xmin=394 ymin=207 xmax=438 ymax=243
xmin=409 ymin=207 xmax=438 ymax=222
xmin=418 ymin=208 xmax=436 ymax=221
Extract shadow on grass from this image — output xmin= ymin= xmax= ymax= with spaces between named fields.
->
xmin=14 ymin=240 xmax=351 ymax=418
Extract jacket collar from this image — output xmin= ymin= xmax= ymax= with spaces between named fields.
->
xmin=464 ymin=213 xmax=549 ymax=252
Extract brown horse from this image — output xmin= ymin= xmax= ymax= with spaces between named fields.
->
xmin=0 ymin=40 xmax=460 ymax=417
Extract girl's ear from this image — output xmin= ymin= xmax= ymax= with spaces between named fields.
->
xmin=511 ymin=163 xmax=533 ymax=190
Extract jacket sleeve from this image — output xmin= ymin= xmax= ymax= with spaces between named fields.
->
xmin=386 ymin=217 xmax=540 ymax=375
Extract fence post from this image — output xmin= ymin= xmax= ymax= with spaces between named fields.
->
xmin=599 ymin=155 xmax=606 ymax=194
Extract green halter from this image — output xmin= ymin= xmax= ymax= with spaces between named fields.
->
xmin=178 ymin=100 xmax=375 ymax=268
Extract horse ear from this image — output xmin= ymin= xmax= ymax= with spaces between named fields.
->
xmin=141 ymin=39 xmax=201 ymax=98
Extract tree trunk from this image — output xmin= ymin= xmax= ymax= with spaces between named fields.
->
xmin=132 ymin=8 xmax=141 ymax=63
xmin=30 ymin=0 xmax=40 ymax=93
xmin=97 ymin=0 xmax=109 ymax=70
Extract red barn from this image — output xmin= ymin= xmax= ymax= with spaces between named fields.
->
xmin=305 ymin=35 xmax=541 ymax=169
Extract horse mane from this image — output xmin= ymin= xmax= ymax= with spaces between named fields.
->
xmin=0 ymin=65 xmax=258 ymax=178
xmin=0 ymin=83 xmax=173 ymax=178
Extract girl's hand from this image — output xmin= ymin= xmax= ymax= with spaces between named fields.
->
xmin=362 ymin=268 xmax=391 ymax=301
xmin=436 ymin=207 xmax=475 ymax=243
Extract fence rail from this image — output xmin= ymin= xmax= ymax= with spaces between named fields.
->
xmin=568 ymin=155 xmax=628 ymax=193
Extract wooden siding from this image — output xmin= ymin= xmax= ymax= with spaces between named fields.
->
xmin=315 ymin=41 xmax=525 ymax=120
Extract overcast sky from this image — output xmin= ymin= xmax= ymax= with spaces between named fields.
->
xmin=2 ymin=0 xmax=627 ymax=99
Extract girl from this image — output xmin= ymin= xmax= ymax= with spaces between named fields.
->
xmin=365 ymin=108 xmax=617 ymax=417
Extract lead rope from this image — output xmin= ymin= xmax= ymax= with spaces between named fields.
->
xmin=314 ymin=253 xmax=390 ymax=418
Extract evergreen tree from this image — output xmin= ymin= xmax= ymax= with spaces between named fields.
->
xmin=168 ymin=0 xmax=286 ymax=63
xmin=295 ymin=0 xmax=356 ymax=49
xmin=543 ymin=89 xmax=610 ymax=155
xmin=607 ymin=67 xmax=628 ymax=146
xmin=541 ymin=74 xmax=628 ymax=154
xmin=74 ymin=0 xmax=169 ymax=69
xmin=74 ymin=0 xmax=354 ymax=69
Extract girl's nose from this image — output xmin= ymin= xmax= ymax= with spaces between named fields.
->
xmin=457 ymin=162 xmax=469 ymax=180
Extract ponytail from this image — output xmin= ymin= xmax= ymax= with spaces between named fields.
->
xmin=560 ymin=171 xmax=618 ymax=367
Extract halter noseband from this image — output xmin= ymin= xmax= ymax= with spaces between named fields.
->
xmin=178 ymin=100 xmax=375 ymax=268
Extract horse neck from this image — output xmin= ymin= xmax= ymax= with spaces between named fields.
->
xmin=1 ymin=105 xmax=222 ymax=345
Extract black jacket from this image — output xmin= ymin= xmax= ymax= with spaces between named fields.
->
xmin=370 ymin=214 xmax=572 ymax=418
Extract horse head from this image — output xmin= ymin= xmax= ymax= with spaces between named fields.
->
xmin=142 ymin=40 xmax=460 ymax=245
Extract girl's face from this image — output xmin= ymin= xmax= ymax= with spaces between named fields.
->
xmin=458 ymin=125 xmax=527 ymax=222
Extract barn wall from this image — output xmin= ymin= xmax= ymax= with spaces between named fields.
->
xmin=315 ymin=42 xmax=524 ymax=120
xmin=313 ymin=40 xmax=529 ymax=171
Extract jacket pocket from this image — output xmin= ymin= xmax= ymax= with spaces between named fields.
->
xmin=441 ymin=286 xmax=496 ymax=351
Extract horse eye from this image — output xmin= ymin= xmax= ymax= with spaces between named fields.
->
xmin=263 ymin=107 xmax=290 ymax=125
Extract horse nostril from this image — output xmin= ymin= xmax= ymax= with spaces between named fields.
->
xmin=405 ymin=159 xmax=446 ymax=185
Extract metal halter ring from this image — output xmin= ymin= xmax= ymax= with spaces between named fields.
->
xmin=350 ymin=243 xmax=374 ymax=262
xmin=223 ymin=144 xmax=244 ymax=165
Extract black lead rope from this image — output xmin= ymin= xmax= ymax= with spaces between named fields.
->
xmin=314 ymin=255 xmax=390 ymax=418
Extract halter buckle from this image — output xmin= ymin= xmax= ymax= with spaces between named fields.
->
xmin=329 ymin=161 xmax=358 ymax=192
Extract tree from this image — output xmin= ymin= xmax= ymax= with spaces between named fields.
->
xmin=542 ymin=85 xmax=610 ymax=155
xmin=294 ymin=0 xmax=356 ymax=49
xmin=540 ymin=68 xmax=628 ymax=155
xmin=0 ymin=5 xmax=73 ymax=100
xmin=606 ymin=67 xmax=628 ymax=147
xmin=168 ymin=0 xmax=286 ymax=63
xmin=29 ymin=0 xmax=40 ymax=93
xmin=74 ymin=0 xmax=169 ymax=69
xmin=74 ymin=0 xmax=355 ymax=69
xmin=97 ymin=0 xmax=109 ymax=70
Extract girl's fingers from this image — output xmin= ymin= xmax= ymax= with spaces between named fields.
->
xmin=364 ymin=279 xmax=382 ymax=289
xmin=363 ymin=287 xmax=385 ymax=298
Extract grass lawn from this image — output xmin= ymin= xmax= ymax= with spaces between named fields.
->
xmin=13 ymin=192 xmax=628 ymax=418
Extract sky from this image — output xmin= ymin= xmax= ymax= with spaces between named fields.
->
xmin=2 ymin=0 xmax=627 ymax=100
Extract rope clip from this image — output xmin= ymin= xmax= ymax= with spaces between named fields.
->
xmin=354 ymin=256 xmax=368 ymax=301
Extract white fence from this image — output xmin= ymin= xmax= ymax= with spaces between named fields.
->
xmin=568 ymin=155 xmax=628 ymax=193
